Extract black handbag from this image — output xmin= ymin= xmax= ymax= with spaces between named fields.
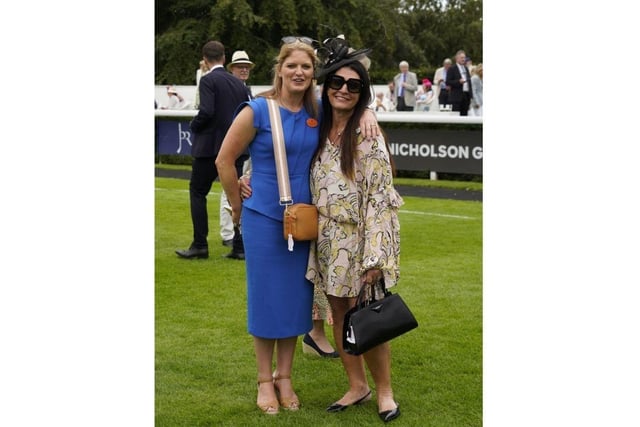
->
xmin=343 ymin=279 xmax=418 ymax=356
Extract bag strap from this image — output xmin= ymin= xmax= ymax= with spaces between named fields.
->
xmin=266 ymin=98 xmax=293 ymax=205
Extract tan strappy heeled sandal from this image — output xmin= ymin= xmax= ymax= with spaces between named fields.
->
xmin=273 ymin=374 xmax=300 ymax=411
xmin=257 ymin=378 xmax=279 ymax=415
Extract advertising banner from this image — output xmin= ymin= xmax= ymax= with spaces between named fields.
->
xmin=157 ymin=120 xmax=193 ymax=156
xmin=385 ymin=128 xmax=482 ymax=174
xmin=156 ymin=119 xmax=482 ymax=174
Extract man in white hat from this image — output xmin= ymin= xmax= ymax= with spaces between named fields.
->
xmin=220 ymin=50 xmax=255 ymax=260
xmin=226 ymin=50 xmax=254 ymax=99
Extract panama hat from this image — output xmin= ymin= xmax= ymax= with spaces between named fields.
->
xmin=227 ymin=50 xmax=254 ymax=70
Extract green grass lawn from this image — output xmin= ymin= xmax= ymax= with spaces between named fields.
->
xmin=155 ymin=163 xmax=483 ymax=192
xmin=155 ymin=177 xmax=482 ymax=426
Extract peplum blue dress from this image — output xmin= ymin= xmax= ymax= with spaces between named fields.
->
xmin=239 ymin=97 xmax=319 ymax=339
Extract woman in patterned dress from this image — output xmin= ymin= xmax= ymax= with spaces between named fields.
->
xmin=306 ymin=46 xmax=404 ymax=423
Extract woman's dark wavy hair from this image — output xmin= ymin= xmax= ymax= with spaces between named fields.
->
xmin=317 ymin=59 xmax=395 ymax=180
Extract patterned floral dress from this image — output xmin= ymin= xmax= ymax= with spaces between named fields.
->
xmin=306 ymin=134 xmax=403 ymax=297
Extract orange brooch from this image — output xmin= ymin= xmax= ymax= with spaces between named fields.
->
xmin=306 ymin=118 xmax=318 ymax=128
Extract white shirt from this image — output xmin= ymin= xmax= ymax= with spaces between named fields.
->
xmin=458 ymin=64 xmax=469 ymax=92
xmin=166 ymin=94 xmax=188 ymax=110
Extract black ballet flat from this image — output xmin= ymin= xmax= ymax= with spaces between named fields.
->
xmin=326 ymin=390 xmax=372 ymax=412
xmin=379 ymin=404 xmax=401 ymax=422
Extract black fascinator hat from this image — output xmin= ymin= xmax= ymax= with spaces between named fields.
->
xmin=315 ymin=35 xmax=372 ymax=84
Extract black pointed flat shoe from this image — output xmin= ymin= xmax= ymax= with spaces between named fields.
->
xmin=302 ymin=333 xmax=339 ymax=358
xmin=326 ymin=390 xmax=372 ymax=412
xmin=379 ymin=404 xmax=400 ymax=422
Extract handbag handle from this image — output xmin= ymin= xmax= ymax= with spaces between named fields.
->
xmin=266 ymin=98 xmax=293 ymax=205
xmin=355 ymin=279 xmax=391 ymax=308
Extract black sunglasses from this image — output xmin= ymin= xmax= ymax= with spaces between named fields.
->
xmin=281 ymin=36 xmax=320 ymax=48
xmin=327 ymin=75 xmax=364 ymax=93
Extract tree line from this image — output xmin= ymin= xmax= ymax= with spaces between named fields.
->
xmin=155 ymin=0 xmax=482 ymax=86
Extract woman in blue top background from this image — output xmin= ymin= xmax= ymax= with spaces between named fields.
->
xmin=216 ymin=37 xmax=379 ymax=416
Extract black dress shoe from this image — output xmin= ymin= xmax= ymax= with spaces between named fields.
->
xmin=222 ymin=239 xmax=234 ymax=247
xmin=302 ymin=333 xmax=339 ymax=358
xmin=175 ymin=247 xmax=209 ymax=259
xmin=326 ymin=390 xmax=372 ymax=412
xmin=225 ymin=251 xmax=245 ymax=260
xmin=379 ymin=404 xmax=400 ymax=422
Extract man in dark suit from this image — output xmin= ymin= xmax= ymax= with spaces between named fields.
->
xmin=446 ymin=50 xmax=473 ymax=116
xmin=176 ymin=40 xmax=250 ymax=259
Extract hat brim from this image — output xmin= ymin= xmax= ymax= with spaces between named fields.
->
xmin=227 ymin=61 xmax=255 ymax=70
xmin=314 ymin=48 xmax=372 ymax=84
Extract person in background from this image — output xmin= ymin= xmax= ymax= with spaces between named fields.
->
xmin=393 ymin=61 xmax=418 ymax=111
xmin=433 ymin=58 xmax=452 ymax=108
xmin=307 ymin=40 xmax=404 ymax=423
xmin=227 ymin=50 xmax=255 ymax=100
xmin=222 ymin=50 xmax=255 ymax=260
xmin=175 ymin=40 xmax=249 ymax=260
xmin=374 ymin=91 xmax=387 ymax=112
xmin=194 ymin=60 xmax=210 ymax=109
xmin=162 ymin=85 xmax=189 ymax=110
xmin=465 ymin=56 xmax=475 ymax=74
xmin=415 ymin=78 xmax=435 ymax=112
xmin=470 ymin=63 xmax=483 ymax=117
xmin=384 ymin=80 xmax=396 ymax=111
xmin=302 ymin=288 xmax=339 ymax=358
xmin=446 ymin=49 xmax=473 ymax=116
xmin=216 ymin=37 xmax=380 ymax=415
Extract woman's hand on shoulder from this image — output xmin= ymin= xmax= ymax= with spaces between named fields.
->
xmin=359 ymin=108 xmax=380 ymax=141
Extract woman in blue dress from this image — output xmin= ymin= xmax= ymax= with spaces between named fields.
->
xmin=216 ymin=37 xmax=379 ymax=416
xmin=216 ymin=39 xmax=319 ymax=415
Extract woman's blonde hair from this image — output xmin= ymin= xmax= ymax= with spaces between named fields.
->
xmin=258 ymin=41 xmax=318 ymax=119
xmin=472 ymin=63 xmax=483 ymax=78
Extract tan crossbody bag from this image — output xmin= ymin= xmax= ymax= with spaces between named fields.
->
xmin=266 ymin=98 xmax=318 ymax=251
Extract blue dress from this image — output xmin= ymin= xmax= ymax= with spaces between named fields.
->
xmin=240 ymin=97 xmax=319 ymax=339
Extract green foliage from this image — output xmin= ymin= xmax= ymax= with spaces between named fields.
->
xmin=155 ymin=0 xmax=483 ymax=85
xmin=155 ymin=18 xmax=210 ymax=84
xmin=156 ymin=177 xmax=482 ymax=426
